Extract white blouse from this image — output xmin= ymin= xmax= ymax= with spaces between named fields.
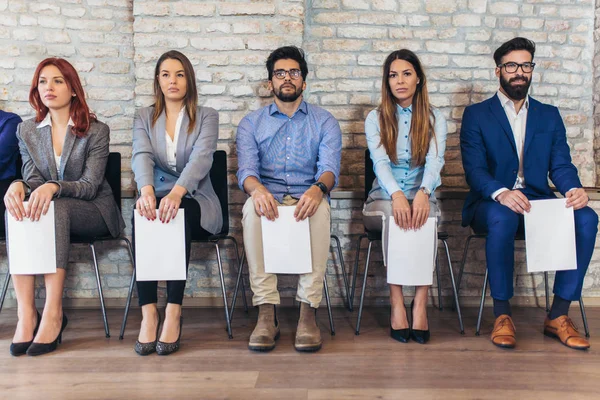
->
xmin=165 ymin=108 xmax=185 ymax=170
xmin=37 ymin=113 xmax=74 ymax=176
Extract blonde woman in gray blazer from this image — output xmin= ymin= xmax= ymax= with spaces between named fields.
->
xmin=3 ymin=58 xmax=125 ymax=356
xmin=131 ymin=50 xmax=222 ymax=356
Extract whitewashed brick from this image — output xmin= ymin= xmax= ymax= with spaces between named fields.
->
xmin=489 ymin=2 xmax=519 ymax=15
xmin=425 ymin=0 xmax=457 ymax=14
xmin=133 ymin=2 xmax=169 ymax=16
xmin=232 ymin=22 xmax=260 ymax=34
xmin=468 ymin=0 xmax=487 ymax=13
xmin=314 ymin=12 xmax=359 ymax=24
xmin=172 ymin=2 xmax=215 ymax=16
xmin=453 ymin=14 xmax=482 ymax=27
xmin=29 ymin=2 xmax=60 ymax=14
xmin=199 ymin=85 xmax=226 ymax=95
xmin=426 ymin=41 xmax=466 ymax=54
xmin=190 ymin=37 xmax=244 ymax=51
xmin=206 ymin=23 xmax=231 ymax=34
xmin=372 ymin=0 xmax=396 ymax=11
xmin=219 ymin=3 xmax=275 ymax=16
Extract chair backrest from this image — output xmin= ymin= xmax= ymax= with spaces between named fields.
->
xmin=364 ymin=148 xmax=375 ymax=202
xmin=209 ymin=150 xmax=229 ymax=236
xmin=15 ymin=153 xmax=23 ymax=180
xmin=105 ymin=152 xmax=122 ymax=211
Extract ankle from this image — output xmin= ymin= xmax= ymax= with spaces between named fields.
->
xmin=17 ymin=306 xmax=37 ymax=321
xmin=165 ymin=304 xmax=182 ymax=319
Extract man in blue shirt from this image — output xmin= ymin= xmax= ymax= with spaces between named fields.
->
xmin=237 ymin=46 xmax=342 ymax=353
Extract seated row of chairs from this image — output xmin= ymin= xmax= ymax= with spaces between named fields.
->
xmin=0 ymin=150 xmax=590 ymax=339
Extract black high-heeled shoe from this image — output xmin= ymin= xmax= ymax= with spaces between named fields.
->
xmin=10 ymin=310 xmax=41 ymax=356
xmin=390 ymin=303 xmax=410 ymax=343
xmin=410 ymin=300 xmax=430 ymax=344
xmin=135 ymin=312 xmax=162 ymax=356
xmin=156 ymin=316 xmax=183 ymax=356
xmin=26 ymin=313 xmax=68 ymax=356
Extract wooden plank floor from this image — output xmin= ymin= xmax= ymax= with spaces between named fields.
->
xmin=0 ymin=305 xmax=599 ymax=400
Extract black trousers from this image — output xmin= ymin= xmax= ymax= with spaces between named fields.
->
xmin=133 ymin=196 xmax=211 ymax=306
xmin=0 ymin=179 xmax=14 ymax=237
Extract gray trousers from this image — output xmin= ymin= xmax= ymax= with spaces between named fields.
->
xmin=5 ymin=198 xmax=110 ymax=270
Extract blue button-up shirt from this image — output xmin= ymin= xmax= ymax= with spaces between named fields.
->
xmin=236 ymin=101 xmax=342 ymax=202
xmin=365 ymin=104 xmax=447 ymax=200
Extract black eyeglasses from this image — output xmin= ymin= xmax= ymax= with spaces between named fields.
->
xmin=497 ymin=62 xmax=536 ymax=73
xmin=273 ymin=69 xmax=302 ymax=80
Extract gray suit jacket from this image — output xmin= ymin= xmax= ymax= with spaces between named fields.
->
xmin=131 ymin=106 xmax=222 ymax=235
xmin=16 ymin=119 xmax=125 ymax=237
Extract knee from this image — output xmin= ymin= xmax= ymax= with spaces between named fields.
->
xmin=575 ymin=207 xmax=598 ymax=237
xmin=312 ymin=199 xmax=330 ymax=220
xmin=487 ymin=206 xmax=519 ymax=237
xmin=242 ymin=197 xmax=259 ymax=224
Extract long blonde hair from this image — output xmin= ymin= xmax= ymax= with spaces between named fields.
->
xmin=378 ymin=49 xmax=436 ymax=166
xmin=152 ymin=50 xmax=197 ymax=133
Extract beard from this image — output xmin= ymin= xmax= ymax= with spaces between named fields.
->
xmin=274 ymin=83 xmax=303 ymax=102
xmin=499 ymin=73 xmax=531 ymax=101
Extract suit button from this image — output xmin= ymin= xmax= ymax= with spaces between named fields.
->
xmin=159 ymin=176 xmax=165 ymax=182
xmin=512 ymin=170 xmax=517 ymax=174
xmin=192 ymin=190 xmax=196 ymax=195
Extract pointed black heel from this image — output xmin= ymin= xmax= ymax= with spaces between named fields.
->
xmin=26 ymin=313 xmax=68 ymax=356
xmin=156 ymin=316 xmax=183 ymax=356
xmin=10 ymin=310 xmax=41 ymax=356
xmin=410 ymin=299 xmax=430 ymax=344
xmin=390 ymin=303 xmax=410 ymax=343
xmin=135 ymin=312 xmax=162 ymax=356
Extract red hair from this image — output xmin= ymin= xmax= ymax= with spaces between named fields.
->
xmin=29 ymin=58 xmax=96 ymax=137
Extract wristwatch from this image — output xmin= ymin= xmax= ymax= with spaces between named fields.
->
xmin=419 ymin=186 xmax=431 ymax=197
xmin=312 ymin=182 xmax=328 ymax=194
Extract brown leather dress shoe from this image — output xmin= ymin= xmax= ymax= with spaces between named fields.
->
xmin=491 ymin=314 xmax=516 ymax=348
xmin=544 ymin=315 xmax=590 ymax=350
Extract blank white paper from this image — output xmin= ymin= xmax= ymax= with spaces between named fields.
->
xmin=135 ymin=209 xmax=186 ymax=281
xmin=7 ymin=201 xmax=57 ymax=275
xmin=386 ymin=217 xmax=437 ymax=286
xmin=261 ymin=206 xmax=312 ymax=274
xmin=524 ymin=198 xmax=577 ymax=273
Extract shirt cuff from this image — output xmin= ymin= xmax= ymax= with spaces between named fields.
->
xmin=491 ymin=187 xmax=509 ymax=201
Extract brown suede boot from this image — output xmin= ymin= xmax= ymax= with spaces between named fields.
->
xmin=295 ymin=302 xmax=322 ymax=352
xmin=248 ymin=304 xmax=280 ymax=352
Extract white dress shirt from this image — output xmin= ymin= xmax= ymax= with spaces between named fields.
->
xmin=165 ymin=108 xmax=185 ymax=171
xmin=37 ymin=113 xmax=75 ymax=176
xmin=491 ymin=90 xmax=529 ymax=201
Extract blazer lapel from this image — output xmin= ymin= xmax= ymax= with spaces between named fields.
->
xmin=59 ymin=130 xmax=76 ymax=178
xmin=175 ymin=111 xmax=189 ymax=173
xmin=153 ymin=111 xmax=169 ymax=171
xmin=38 ymin=125 xmax=58 ymax=181
xmin=489 ymin=95 xmax=517 ymax=156
xmin=523 ymin=100 xmax=537 ymax=156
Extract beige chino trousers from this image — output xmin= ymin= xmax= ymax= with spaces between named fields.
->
xmin=242 ymin=195 xmax=330 ymax=308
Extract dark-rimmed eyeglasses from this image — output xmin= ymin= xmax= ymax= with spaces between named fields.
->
xmin=497 ymin=62 xmax=536 ymax=73
xmin=273 ymin=69 xmax=302 ymax=80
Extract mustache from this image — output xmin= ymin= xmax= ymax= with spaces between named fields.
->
xmin=509 ymin=76 xmax=528 ymax=84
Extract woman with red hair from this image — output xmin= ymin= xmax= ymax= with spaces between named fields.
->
xmin=3 ymin=58 xmax=125 ymax=356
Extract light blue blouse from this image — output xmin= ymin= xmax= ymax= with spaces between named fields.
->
xmin=365 ymin=104 xmax=447 ymax=200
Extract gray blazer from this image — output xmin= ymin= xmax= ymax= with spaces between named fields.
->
xmin=131 ymin=106 xmax=222 ymax=235
xmin=16 ymin=119 xmax=125 ymax=237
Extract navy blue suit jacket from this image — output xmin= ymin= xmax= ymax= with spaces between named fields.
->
xmin=460 ymin=94 xmax=581 ymax=227
xmin=0 ymin=110 xmax=22 ymax=180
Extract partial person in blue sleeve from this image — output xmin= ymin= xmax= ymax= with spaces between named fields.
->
xmin=363 ymin=49 xmax=447 ymax=345
xmin=0 ymin=109 xmax=23 ymax=238
xmin=236 ymin=46 xmax=342 ymax=353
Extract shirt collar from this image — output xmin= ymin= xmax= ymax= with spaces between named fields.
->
xmin=396 ymin=103 xmax=413 ymax=113
xmin=497 ymin=90 xmax=529 ymax=111
xmin=37 ymin=113 xmax=75 ymax=129
xmin=269 ymin=100 xmax=308 ymax=117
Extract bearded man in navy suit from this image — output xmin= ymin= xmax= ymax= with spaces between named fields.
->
xmin=460 ymin=37 xmax=597 ymax=350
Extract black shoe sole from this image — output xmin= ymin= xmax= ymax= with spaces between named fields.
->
xmin=294 ymin=343 xmax=322 ymax=353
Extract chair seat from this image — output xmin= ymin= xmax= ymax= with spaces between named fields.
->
xmin=364 ymin=229 xmax=449 ymax=241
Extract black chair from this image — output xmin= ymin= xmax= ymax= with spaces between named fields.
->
xmin=350 ymin=149 xmax=464 ymax=335
xmin=0 ymin=152 xmax=134 ymax=338
xmin=119 ymin=150 xmax=248 ymax=340
xmin=457 ymin=232 xmax=590 ymax=337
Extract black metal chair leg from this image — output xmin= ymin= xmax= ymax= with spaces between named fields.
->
xmin=580 ymin=297 xmax=590 ymax=338
xmin=350 ymin=234 xmax=366 ymax=311
xmin=223 ymin=236 xmax=248 ymax=313
xmin=435 ymin=254 xmax=443 ymax=311
xmin=330 ymin=234 xmax=350 ymax=310
xmin=229 ymin=251 xmax=246 ymax=325
xmin=442 ymin=239 xmax=464 ymax=334
xmin=323 ymin=275 xmax=335 ymax=336
xmin=90 ymin=243 xmax=110 ymax=338
xmin=544 ymin=271 xmax=550 ymax=312
xmin=0 ymin=270 xmax=11 ymax=314
xmin=476 ymin=269 xmax=489 ymax=336
xmin=355 ymin=241 xmax=373 ymax=335
xmin=457 ymin=235 xmax=476 ymax=296
xmin=118 ymin=237 xmax=135 ymax=340
xmin=215 ymin=243 xmax=233 ymax=339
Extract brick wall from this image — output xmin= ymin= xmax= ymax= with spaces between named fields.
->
xmin=0 ymin=0 xmax=599 ymax=307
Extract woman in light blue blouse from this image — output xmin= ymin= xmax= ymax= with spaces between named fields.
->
xmin=363 ymin=49 xmax=447 ymax=344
